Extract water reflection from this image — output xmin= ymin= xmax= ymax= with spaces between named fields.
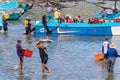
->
xmin=17 ymin=70 xmax=31 ymax=80
xmin=23 ymin=35 xmax=32 ymax=43
xmin=95 ymin=60 xmax=104 ymax=69
xmin=17 ymin=70 xmax=24 ymax=80
xmin=105 ymin=72 xmax=114 ymax=80
xmin=1 ymin=34 xmax=120 ymax=80
xmin=42 ymin=74 xmax=49 ymax=80
xmin=0 ymin=32 xmax=8 ymax=37
xmin=96 ymin=60 xmax=115 ymax=80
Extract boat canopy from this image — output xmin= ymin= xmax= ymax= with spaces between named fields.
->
xmin=0 ymin=0 xmax=18 ymax=10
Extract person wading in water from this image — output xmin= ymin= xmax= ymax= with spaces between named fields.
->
xmin=36 ymin=40 xmax=51 ymax=73
xmin=42 ymin=15 xmax=59 ymax=37
xmin=106 ymin=43 xmax=120 ymax=72
xmin=16 ymin=39 xmax=24 ymax=70
xmin=42 ymin=15 xmax=51 ymax=36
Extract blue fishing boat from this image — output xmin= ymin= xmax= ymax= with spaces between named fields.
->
xmin=19 ymin=3 xmax=33 ymax=11
xmin=0 ymin=0 xmax=32 ymax=20
xmin=35 ymin=21 xmax=120 ymax=36
xmin=0 ymin=0 xmax=18 ymax=10
xmin=95 ymin=0 xmax=120 ymax=20
xmin=0 ymin=0 xmax=24 ymax=20
xmin=0 ymin=8 xmax=24 ymax=20
xmin=35 ymin=0 xmax=120 ymax=36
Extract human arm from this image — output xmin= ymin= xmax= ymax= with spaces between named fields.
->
xmin=19 ymin=44 xmax=24 ymax=55
xmin=115 ymin=49 xmax=120 ymax=57
xmin=8 ymin=23 xmax=11 ymax=27
xmin=36 ymin=43 xmax=44 ymax=49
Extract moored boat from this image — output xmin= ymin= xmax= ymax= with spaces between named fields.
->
xmin=34 ymin=0 xmax=120 ymax=36
xmin=19 ymin=3 xmax=33 ymax=11
xmin=35 ymin=21 xmax=120 ymax=36
xmin=0 ymin=0 xmax=33 ymax=20
xmin=1 ymin=8 xmax=24 ymax=20
xmin=0 ymin=0 xmax=18 ymax=10
xmin=0 ymin=0 xmax=23 ymax=20
xmin=95 ymin=0 xmax=120 ymax=20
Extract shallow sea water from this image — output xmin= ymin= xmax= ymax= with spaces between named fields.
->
xmin=1 ymin=21 xmax=120 ymax=80
xmin=1 ymin=1 xmax=120 ymax=80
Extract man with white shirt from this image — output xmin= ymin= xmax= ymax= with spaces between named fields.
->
xmin=102 ymin=37 xmax=110 ymax=59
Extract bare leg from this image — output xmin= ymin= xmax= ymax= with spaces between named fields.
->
xmin=18 ymin=62 xmax=21 ymax=69
xmin=18 ymin=57 xmax=23 ymax=70
xmin=18 ymin=61 xmax=23 ymax=70
xmin=42 ymin=63 xmax=45 ymax=73
xmin=45 ymin=65 xmax=51 ymax=73
xmin=42 ymin=63 xmax=51 ymax=73
xmin=20 ymin=61 xmax=23 ymax=69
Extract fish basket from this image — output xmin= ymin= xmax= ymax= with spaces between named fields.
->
xmin=95 ymin=53 xmax=104 ymax=61
xmin=23 ymin=49 xmax=33 ymax=57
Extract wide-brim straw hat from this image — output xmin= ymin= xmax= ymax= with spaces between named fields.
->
xmin=110 ymin=43 xmax=116 ymax=48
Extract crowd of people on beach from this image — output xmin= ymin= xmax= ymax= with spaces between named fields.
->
xmin=44 ymin=5 xmax=109 ymax=24
xmin=47 ymin=5 xmax=86 ymax=23
xmin=45 ymin=5 xmax=120 ymax=25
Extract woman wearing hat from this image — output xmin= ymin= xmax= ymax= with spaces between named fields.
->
xmin=36 ymin=40 xmax=51 ymax=73
xmin=16 ymin=39 xmax=24 ymax=70
xmin=106 ymin=43 xmax=120 ymax=72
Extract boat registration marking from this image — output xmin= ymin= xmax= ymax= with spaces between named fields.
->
xmin=40 ymin=28 xmax=45 ymax=32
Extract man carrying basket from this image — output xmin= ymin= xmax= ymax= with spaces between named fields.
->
xmin=16 ymin=39 xmax=24 ymax=70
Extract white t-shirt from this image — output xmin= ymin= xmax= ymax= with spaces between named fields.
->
xmin=102 ymin=41 xmax=109 ymax=54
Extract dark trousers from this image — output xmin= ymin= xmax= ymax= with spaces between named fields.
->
xmin=107 ymin=58 xmax=116 ymax=72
